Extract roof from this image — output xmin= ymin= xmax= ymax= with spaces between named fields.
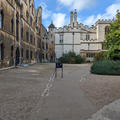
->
xmin=48 ymin=22 xmax=55 ymax=28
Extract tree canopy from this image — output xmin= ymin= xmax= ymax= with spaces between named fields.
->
xmin=105 ymin=11 xmax=120 ymax=60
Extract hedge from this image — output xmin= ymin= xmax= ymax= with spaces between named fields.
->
xmin=91 ymin=60 xmax=120 ymax=75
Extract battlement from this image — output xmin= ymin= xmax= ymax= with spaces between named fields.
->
xmin=96 ymin=19 xmax=114 ymax=24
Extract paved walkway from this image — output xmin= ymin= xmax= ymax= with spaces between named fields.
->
xmin=36 ymin=64 xmax=97 ymax=120
xmin=0 ymin=64 xmax=120 ymax=120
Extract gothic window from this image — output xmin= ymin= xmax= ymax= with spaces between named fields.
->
xmin=105 ymin=26 xmax=110 ymax=35
xmin=32 ymin=4 xmax=34 ymax=15
xmin=42 ymin=42 xmax=44 ymax=49
xmin=46 ymin=43 xmax=48 ymax=50
xmin=21 ymin=26 xmax=23 ymax=40
xmin=59 ymin=35 xmax=63 ymax=43
xmin=11 ymin=19 xmax=14 ymax=33
xmin=26 ymin=31 xmax=29 ymax=42
xmin=86 ymin=34 xmax=90 ymax=40
xmin=102 ymin=43 xmax=106 ymax=50
xmin=16 ymin=13 xmax=19 ymax=41
xmin=26 ymin=11 xmax=29 ymax=23
xmin=20 ymin=7 xmax=23 ymax=17
xmin=30 ymin=16 xmax=32 ymax=26
xmin=11 ymin=46 xmax=14 ymax=57
xmin=42 ymin=54 xmax=44 ymax=59
xmin=34 ymin=37 xmax=35 ymax=45
xmin=21 ymin=48 xmax=24 ymax=57
xmin=30 ymin=34 xmax=33 ymax=43
xmin=0 ymin=9 xmax=4 ymax=29
xmin=26 ymin=50 xmax=29 ymax=59
xmin=30 ymin=51 xmax=32 ymax=59
xmin=0 ymin=43 xmax=4 ymax=60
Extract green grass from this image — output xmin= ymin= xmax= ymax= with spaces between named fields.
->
xmin=91 ymin=60 xmax=120 ymax=75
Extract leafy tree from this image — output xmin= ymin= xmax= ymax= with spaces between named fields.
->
xmin=105 ymin=11 xmax=120 ymax=60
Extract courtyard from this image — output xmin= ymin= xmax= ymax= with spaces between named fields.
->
xmin=0 ymin=64 xmax=120 ymax=120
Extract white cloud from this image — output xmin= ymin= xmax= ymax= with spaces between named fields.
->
xmin=83 ymin=2 xmax=120 ymax=26
xmin=52 ymin=13 xmax=67 ymax=27
xmin=84 ymin=15 xmax=101 ymax=26
xmin=57 ymin=0 xmax=96 ymax=11
xmin=40 ymin=2 xmax=51 ymax=19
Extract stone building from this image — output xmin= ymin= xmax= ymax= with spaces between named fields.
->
xmin=0 ymin=0 xmax=43 ymax=68
xmin=50 ymin=9 xmax=113 ymax=61
xmin=48 ymin=22 xmax=55 ymax=62
xmin=41 ymin=23 xmax=55 ymax=63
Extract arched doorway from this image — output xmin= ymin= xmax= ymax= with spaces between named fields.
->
xmin=16 ymin=47 xmax=20 ymax=65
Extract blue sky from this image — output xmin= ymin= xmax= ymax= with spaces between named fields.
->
xmin=34 ymin=0 xmax=120 ymax=28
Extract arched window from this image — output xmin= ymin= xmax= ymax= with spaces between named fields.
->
xmin=16 ymin=13 xmax=19 ymax=41
xmin=105 ymin=26 xmax=110 ymax=35
xmin=0 ymin=9 xmax=4 ymax=29
xmin=21 ymin=25 xmax=23 ymax=40
xmin=11 ymin=19 xmax=14 ymax=33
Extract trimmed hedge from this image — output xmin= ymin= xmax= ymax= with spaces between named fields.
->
xmin=91 ymin=60 xmax=120 ymax=75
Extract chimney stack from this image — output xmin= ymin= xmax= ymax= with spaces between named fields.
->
xmin=74 ymin=9 xmax=77 ymax=27
xmin=70 ymin=11 xmax=73 ymax=27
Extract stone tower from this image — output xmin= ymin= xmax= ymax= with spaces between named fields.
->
xmin=70 ymin=11 xmax=73 ymax=27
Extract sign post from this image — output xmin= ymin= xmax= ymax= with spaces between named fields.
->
xmin=55 ymin=63 xmax=63 ymax=78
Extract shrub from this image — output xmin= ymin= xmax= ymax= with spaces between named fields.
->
xmin=91 ymin=60 xmax=120 ymax=75
xmin=94 ymin=52 xmax=106 ymax=61
xmin=75 ymin=55 xmax=83 ymax=64
xmin=58 ymin=52 xmax=83 ymax=64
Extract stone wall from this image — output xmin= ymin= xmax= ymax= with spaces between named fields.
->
xmin=0 ymin=0 xmax=43 ymax=68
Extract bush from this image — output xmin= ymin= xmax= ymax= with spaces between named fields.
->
xmin=75 ymin=55 xmax=83 ymax=64
xmin=94 ymin=52 xmax=106 ymax=61
xmin=91 ymin=60 xmax=120 ymax=75
xmin=58 ymin=52 xmax=83 ymax=64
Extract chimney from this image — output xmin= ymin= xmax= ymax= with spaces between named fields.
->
xmin=74 ymin=9 xmax=77 ymax=27
xmin=70 ymin=11 xmax=73 ymax=27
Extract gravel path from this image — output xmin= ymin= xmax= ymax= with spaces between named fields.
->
xmin=79 ymin=65 xmax=120 ymax=110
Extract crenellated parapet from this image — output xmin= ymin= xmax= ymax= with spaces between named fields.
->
xmin=96 ymin=19 xmax=114 ymax=24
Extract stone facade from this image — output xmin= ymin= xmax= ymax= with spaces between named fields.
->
xmin=50 ymin=10 xmax=113 ymax=61
xmin=48 ymin=22 xmax=55 ymax=62
xmin=0 ymin=0 xmax=43 ymax=68
xmin=41 ymin=24 xmax=55 ymax=62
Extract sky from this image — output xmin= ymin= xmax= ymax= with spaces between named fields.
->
xmin=34 ymin=0 xmax=120 ymax=28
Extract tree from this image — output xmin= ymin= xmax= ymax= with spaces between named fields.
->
xmin=105 ymin=10 xmax=120 ymax=60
